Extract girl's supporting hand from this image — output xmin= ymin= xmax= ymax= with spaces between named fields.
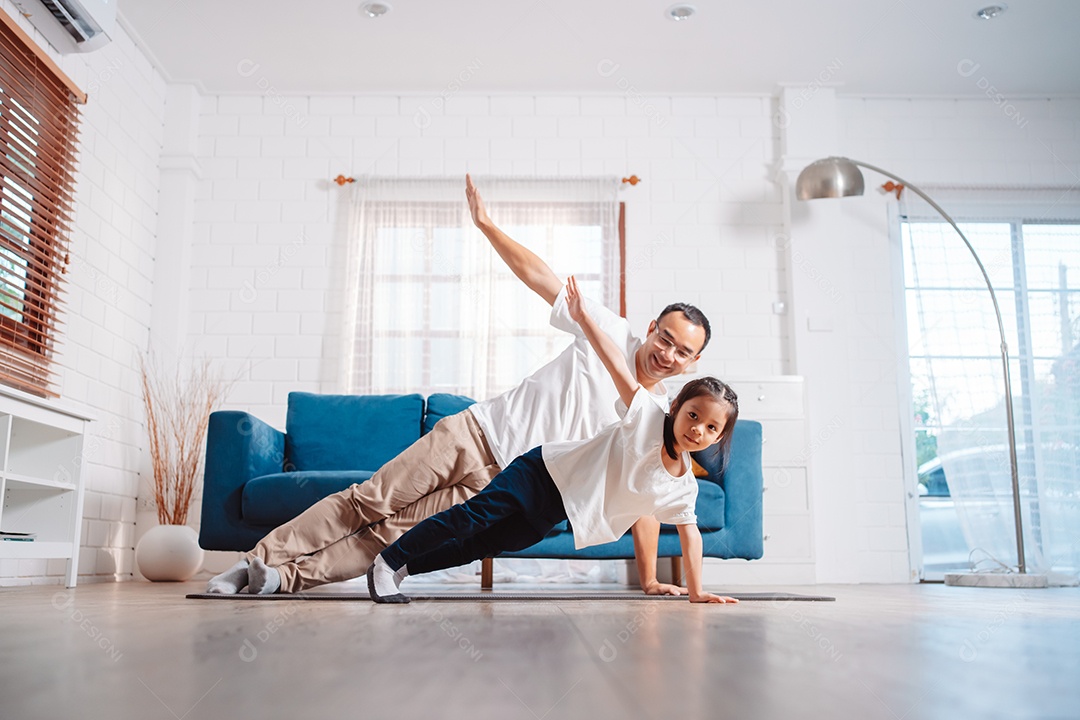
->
xmin=689 ymin=591 xmax=740 ymax=604
xmin=566 ymin=275 xmax=587 ymax=323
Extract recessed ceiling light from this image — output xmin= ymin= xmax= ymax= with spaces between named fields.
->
xmin=667 ymin=4 xmax=696 ymax=21
xmin=974 ymin=4 xmax=1007 ymax=20
xmin=361 ymin=2 xmax=392 ymax=18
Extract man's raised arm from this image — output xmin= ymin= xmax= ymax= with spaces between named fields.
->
xmin=466 ymin=174 xmax=562 ymax=306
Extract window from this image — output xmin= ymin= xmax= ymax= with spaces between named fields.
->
xmin=903 ymin=217 xmax=1080 ymax=576
xmin=345 ymin=178 xmax=623 ymax=401
xmin=0 ymin=11 xmax=83 ymax=397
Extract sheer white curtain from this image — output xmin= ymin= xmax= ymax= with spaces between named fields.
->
xmin=342 ymin=176 xmax=621 ymax=400
xmin=342 ymin=176 xmax=622 ymax=583
xmin=901 ymin=186 xmax=1080 ymax=582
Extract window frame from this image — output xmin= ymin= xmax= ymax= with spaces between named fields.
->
xmin=0 ymin=9 xmax=84 ymax=397
xmin=900 ymin=213 xmax=1080 ymax=578
xmin=902 ymin=217 xmax=1080 ymax=439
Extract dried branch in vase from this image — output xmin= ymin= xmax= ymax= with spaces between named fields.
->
xmin=140 ymin=356 xmax=230 ymax=526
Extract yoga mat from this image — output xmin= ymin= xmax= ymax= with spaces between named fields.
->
xmin=187 ymin=591 xmax=835 ymax=602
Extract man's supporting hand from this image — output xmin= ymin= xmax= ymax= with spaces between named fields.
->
xmin=632 ymin=516 xmax=689 ymax=595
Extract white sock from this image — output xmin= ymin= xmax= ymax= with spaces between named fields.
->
xmin=369 ymin=555 xmax=409 ymax=600
xmin=206 ymin=560 xmax=249 ymax=594
xmin=247 ymin=557 xmax=282 ymax=595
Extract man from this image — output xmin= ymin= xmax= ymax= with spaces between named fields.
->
xmin=207 ymin=175 xmax=712 ymax=595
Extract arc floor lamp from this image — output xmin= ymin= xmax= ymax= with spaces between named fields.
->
xmin=794 ymin=156 xmax=1047 ymax=588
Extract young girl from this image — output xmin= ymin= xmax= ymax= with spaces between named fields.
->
xmin=368 ymin=277 xmax=740 ymax=604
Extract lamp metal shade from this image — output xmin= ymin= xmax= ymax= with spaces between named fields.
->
xmin=795 ymin=157 xmax=866 ymax=200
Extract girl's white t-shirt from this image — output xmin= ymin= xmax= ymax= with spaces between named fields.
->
xmin=541 ymin=387 xmax=699 ymax=550
xmin=469 ymin=286 xmax=667 ymax=468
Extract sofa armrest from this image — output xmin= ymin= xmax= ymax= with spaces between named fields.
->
xmin=718 ymin=419 xmax=764 ymax=558
xmin=691 ymin=419 xmax=764 ymax=559
xmin=199 ymin=411 xmax=285 ymax=551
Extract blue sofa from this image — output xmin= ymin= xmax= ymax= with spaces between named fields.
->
xmin=199 ymin=392 xmax=764 ymax=580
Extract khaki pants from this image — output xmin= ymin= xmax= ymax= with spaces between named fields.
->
xmin=246 ymin=409 xmax=500 ymax=592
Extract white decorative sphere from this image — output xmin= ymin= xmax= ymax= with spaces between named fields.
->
xmin=136 ymin=524 xmax=204 ymax=582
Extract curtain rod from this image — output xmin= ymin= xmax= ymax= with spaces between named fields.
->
xmin=880 ymin=182 xmax=1080 ymax=201
xmin=333 ymin=174 xmax=642 ymax=187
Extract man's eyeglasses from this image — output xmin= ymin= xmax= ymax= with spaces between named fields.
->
xmin=653 ymin=325 xmax=696 ymax=362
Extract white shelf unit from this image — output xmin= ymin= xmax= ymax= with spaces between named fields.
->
xmin=0 ymin=387 xmax=94 ymax=588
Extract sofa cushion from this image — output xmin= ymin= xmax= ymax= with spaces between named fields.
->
xmin=242 ymin=471 xmax=375 ymax=526
xmin=691 ymin=443 xmax=724 ymax=481
xmin=423 ymin=393 xmax=476 ymax=435
xmin=285 ymin=392 xmax=424 ymax=472
xmin=693 ymin=479 xmax=726 ymax=531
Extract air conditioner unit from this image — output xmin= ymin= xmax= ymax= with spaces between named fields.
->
xmin=11 ymin=0 xmax=115 ymax=54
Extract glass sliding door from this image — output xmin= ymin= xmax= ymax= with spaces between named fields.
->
xmin=902 ymin=219 xmax=1080 ymax=580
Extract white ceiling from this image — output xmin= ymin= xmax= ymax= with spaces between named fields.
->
xmin=117 ymin=0 xmax=1080 ymax=96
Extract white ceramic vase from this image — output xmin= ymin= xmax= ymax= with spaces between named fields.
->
xmin=136 ymin=524 xmax=204 ymax=582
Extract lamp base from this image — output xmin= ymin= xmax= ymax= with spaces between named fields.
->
xmin=944 ymin=572 xmax=1049 ymax=589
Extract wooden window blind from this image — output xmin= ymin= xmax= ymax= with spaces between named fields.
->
xmin=0 ymin=11 xmax=83 ymax=397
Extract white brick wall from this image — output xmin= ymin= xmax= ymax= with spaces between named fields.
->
xmin=840 ymin=97 xmax=1080 ymax=185
xmin=190 ymin=92 xmax=788 ymax=429
xmin=0 ymin=4 xmax=166 ymax=586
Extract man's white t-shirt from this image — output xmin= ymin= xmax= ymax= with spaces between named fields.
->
xmin=469 ymin=286 xmax=667 ymax=468
xmin=542 ymin=387 xmax=699 ymax=549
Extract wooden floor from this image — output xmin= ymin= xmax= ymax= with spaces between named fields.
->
xmin=1 ymin=579 xmax=1077 ymax=719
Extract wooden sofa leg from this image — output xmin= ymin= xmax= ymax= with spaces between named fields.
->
xmin=671 ymin=556 xmax=683 ymax=587
xmin=481 ymin=557 xmax=493 ymax=590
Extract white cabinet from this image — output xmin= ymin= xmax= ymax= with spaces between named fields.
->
xmin=729 ymin=377 xmax=814 ymax=582
xmin=0 ymin=387 xmax=93 ymax=587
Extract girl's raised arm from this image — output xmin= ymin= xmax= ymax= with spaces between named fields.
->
xmin=565 ymin=276 xmax=639 ymax=408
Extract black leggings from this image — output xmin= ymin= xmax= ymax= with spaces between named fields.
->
xmin=380 ymin=447 xmax=567 ymax=575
